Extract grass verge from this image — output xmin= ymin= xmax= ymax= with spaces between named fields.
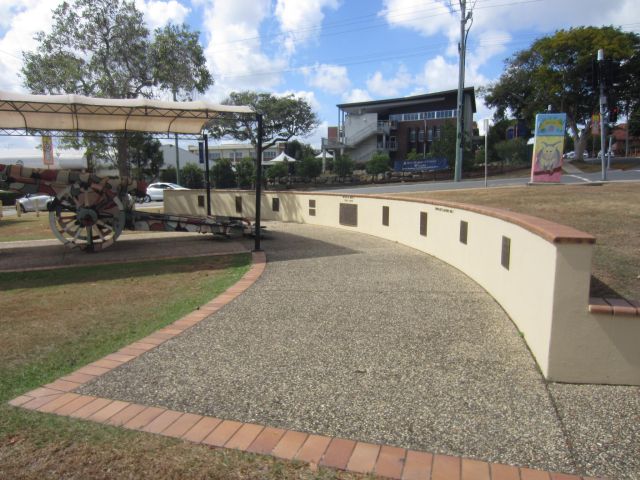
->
xmin=0 ymin=255 xmax=364 ymax=479
xmin=394 ymin=183 xmax=640 ymax=300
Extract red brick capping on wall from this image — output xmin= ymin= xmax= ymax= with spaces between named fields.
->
xmin=282 ymin=191 xmax=597 ymax=245
xmin=589 ymin=297 xmax=640 ymax=316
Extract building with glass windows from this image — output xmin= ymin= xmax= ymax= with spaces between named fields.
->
xmin=323 ymin=87 xmax=476 ymax=163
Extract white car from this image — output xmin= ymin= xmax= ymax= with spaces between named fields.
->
xmin=144 ymin=182 xmax=189 ymax=202
xmin=16 ymin=193 xmax=54 ymax=212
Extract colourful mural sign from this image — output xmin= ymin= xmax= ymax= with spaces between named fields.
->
xmin=531 ymin=113 xmax=566 ymax=183
xmin=42 ymin=136 xmax=54 ymax=166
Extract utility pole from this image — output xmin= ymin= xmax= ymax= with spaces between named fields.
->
xmin=454 ymin=0 xmax=472 ymax=182
xmin=598 ymin=49 xmax=607 ymax=181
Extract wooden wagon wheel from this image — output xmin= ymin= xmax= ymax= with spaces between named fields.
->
xmin=48 ymin=188 xmax=125 ymax=252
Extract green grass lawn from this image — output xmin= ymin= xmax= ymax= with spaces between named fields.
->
xmin=0 ymin=254 xmax=365 ymax=479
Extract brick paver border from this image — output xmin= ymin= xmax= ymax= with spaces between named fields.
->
xmin=8 ymin=250 xmax=602 ymax=480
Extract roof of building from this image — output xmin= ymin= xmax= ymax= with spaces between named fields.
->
xmin=337 ymin=87 xmax=476 ymax=114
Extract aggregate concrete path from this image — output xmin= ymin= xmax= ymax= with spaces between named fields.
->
xmin=79 ymin=222 xmax=582 ymax=474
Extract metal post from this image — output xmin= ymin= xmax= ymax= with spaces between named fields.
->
xmin=254 ymin=113 xmax=263 ymax=251
xmin=454 ymin=0 xmax=468 ymax=182
xmin=598 ymin=49 xmax=607 ymax=181
xmin=173 ymin=91 xmax=181 ymax=184
xmin=484 ymin=119 xmax=489 ymax=188
xmin=203 ymin=134 xmax=211 ymax=216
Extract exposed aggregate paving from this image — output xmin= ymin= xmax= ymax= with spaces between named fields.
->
xmin=80 ymin=222 xmax=639 ymax=478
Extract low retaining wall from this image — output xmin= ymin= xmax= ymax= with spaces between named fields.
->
xmin=165 ymin=190 xmax=640 ymax=386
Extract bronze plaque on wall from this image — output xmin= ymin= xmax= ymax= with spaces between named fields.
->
xmin=339 ymin=203 xmax=358 ymax=227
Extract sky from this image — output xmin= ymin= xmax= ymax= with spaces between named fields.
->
xmin=0 ymin=0 xmax=639 ymax=152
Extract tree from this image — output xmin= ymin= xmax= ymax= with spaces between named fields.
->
xmin=152 ymin=23 xmax=212 ymax=184
xmin=211 ymin=158 xmax=236 ymax=189
xmin=366 ymin=152 xmax=391 ymax=175
xmin=295 ymin=155 xmax=322 ymax=179
xmin=266 ymin=162 xmax=289 ymax=181
xmin=484 ymin=27 xmax=640 ymax=160
xmin=333 ymin=154 xmax=354 ymax=177
xmin=152 ymin=23 xmax=212 ymax=101
xmin=236 ymin=157 xmax=255 ymax=188
xmin=128 ymin=133 xmax=164 ymax=179
xmin=285 ymin=140 xmax=316 ymax=160
xmin=22 ymin=1 xmax=213 ymax=178
xmin=180 ymin=163 xmax=204 ymax=188
xmin=160 ymin=166 xmax=177 ymax=183
xmin=494 ymin=138 xmax=530 ymax=166
xmin=210 ymin=91 xmax=319 ymax=150
xmin=22 ymin=0 xmax=153 ymax=177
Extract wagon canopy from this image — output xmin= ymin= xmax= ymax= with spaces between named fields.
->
xmin=0 ymin=91 xmax=253 ymax=135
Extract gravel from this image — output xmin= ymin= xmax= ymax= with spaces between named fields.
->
xmin=79 ymin=222 xmax=638 ymax=477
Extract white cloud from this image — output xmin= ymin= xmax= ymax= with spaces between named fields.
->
xmin=366 ymin=65 xmax=413 ymax=97
xmin=276 ymin=89 xmax=321 ymax=112
xmin=301 ymin=63 xmax=351 ymax=94
xmin=274 ymin=0 xmax=340 ymax=55
xmin=342 ymin=89 xmax=372 ymax=103
xmin=0 ymin=0 xmax=59 ymax=92
xmin=201 ymin=0 xmax=287 ymax=97
xmin=379 ymin=0 xmax=457 ymax=44
xmin=135 ymin=0 xmax=190 ymax=30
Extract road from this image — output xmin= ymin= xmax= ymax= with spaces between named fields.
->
xmin=317 ymin=168 xmax=640 ymax=195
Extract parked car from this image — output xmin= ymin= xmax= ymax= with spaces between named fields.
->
xmin=145 ymin=182 xmax=189 ymax=202
xmin=16 ymin=193 xmax=54 ymax=213
xmin=563 ymin=151 xmax=589 ymax=160
xmin=597 ymin=150 xmax=615 ymax=159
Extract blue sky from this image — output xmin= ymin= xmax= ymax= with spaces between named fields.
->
xmin=1 ymin=0 xmax=639 ymax=151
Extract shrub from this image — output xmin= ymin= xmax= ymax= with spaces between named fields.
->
xmin=160 ymin=165 xmax=177 ymax=183
xmin=211 ymin=158 xmax=236 ymax=188
xmin=180 ymin=163 xmax=204 ymax=188
xmin=295 ymin=155 xmax=322 ymax=179
xmin=266 ymin=162 xmax=289 ymax=180
xmin=365 ymin=152 xmax=391 ymax=174
xmin=236 ymin=157 xmax=255 ymax=188
xmin=333 ymin=154 xmax=354 ymax=177
xmin=494 ymin=138 xmax=529 ymax=165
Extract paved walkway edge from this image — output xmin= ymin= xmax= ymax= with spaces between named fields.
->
xmin=7 ymin=250 xmax=597 ymax=480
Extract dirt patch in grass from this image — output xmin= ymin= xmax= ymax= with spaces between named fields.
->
xmin=393 ymin=183 xmax=640 ymax=300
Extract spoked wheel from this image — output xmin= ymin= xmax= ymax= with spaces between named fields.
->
xmin=49 ymin=189 xmax=126 ymax=252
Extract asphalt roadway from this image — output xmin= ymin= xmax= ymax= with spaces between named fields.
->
xmin=318 ymin=167 xmax=640 ymax=195
xmin=78 ymin=222 xmax=640 ymax=479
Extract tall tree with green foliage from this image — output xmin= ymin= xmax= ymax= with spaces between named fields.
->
xmin=128 ymin=133 xmax=164 ymax=179
xmin=22 ymin=1 xmax=213 ymax=178
xmin=285 ymin=140 xmax=316 ymax=160
xmin=210 ymin=91 xmax=319 ymax=151
xmin=152 ymin=23 xmax=212 ymax=184
xmin=484 ymin=26 xmax=640 ymax=159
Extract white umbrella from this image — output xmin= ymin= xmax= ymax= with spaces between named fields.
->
xmin=315 ymin=150 xmax=334 ymax=159
xmin=263 ymin=151 xmax=296 ymax=165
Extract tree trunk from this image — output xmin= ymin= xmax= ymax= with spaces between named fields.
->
xmin=569 ymin=118 xmax=591 ymax=159
xmin=116 ymin=136 xmax=130 ymax=178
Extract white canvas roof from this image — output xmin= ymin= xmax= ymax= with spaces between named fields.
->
xmin=315 ymin=150 xmax=334 ymax=159
xmin=0 ymin=92 xmax=254 ymax=135
xmin=263 ymin=151 xmax=296 ymax=165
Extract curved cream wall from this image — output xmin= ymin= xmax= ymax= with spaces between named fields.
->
xmin=166 ymin=190 xmax=640 ymax=386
